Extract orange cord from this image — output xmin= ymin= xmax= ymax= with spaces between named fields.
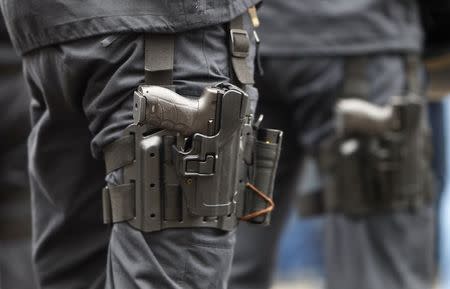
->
xmin=240 ymin=183 xmax=275 ymax=222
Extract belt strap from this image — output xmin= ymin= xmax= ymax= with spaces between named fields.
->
xmin=145 ymin=34 xmax=175 ymax=88
xmin=230 ymin=16 xmax=254 ymax=86
xmin=144 ymin=17 xmax=254 ymax=88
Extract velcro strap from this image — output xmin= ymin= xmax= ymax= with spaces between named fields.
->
xmin=230 ymin=16 xmax=254 ymax=85
xmin=145 ymin=34 xmax=175 ymax=88
xmin=297 ymin=193 xmax=325 ymax=217
xmin=104 ymin=134 xmax=135 ymax=174
xmin=102 ymin=183 xmax=135 ymax=224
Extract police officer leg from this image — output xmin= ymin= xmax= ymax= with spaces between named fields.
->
xmin=24 ymin=19 xmax=261 ymax=288
xmin=324 ymin=55 xmax=435 ymax=289
xmin=24 ymin=51 xmax=111 ymax=289
xmin=101 ymin=25 xmax=253 ymax=288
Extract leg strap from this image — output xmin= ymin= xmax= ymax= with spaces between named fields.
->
xmin=230 ymin=16 xmax=254 ymax=86
xmin=144 ymin=34 xmax=175 ymax=88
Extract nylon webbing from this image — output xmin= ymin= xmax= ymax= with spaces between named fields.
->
xmin=145 ymin=34 xmax=175 ymax=88
xmin=230 ymin=16 xmax=254 ymax=86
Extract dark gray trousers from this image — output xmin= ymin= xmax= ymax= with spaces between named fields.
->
xmin=0 ymin=239 xmax=35 ymax=289
xmin=229 ymin=55 xmax=435 ymax=289
xmin=0 ymin=41 xmax=36 ymax=289
xmin=24 ymin=18 xmax=256 ymax=289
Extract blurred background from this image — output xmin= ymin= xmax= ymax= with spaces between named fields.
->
xmin=272 ymin=72 xmax=450 ymax=289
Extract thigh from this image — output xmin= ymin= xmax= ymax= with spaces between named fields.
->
xmin=107 ymin=224 xmax=236 ymax=289
xmin=324 ymin=55 xmax=435 ymax=289
xmin=0 ymin=239 xmax=36 ymax=289
xmin=23 ymin=51 xmax=110 ymax=289
xmin=325 ymin=207 xmax=434 ymax=289
xmin=41 ymin=25 xmax=247 ymax=288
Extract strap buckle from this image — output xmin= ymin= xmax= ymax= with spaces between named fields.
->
xmin=230 ymin=29 xmax=250 ymax=58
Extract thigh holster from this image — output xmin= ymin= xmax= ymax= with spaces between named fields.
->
xmin=318 ymin=97 xmax=434 ymax=215
xmin=102 ymin=83 xmax=282 ymax=232
xmin=299 ymin=56 xmax=435 ymax=216
xmin=101 ymin=15 xmax=283 ymax=232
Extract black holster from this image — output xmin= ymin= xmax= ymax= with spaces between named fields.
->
xmin=299 ymin=56 xmax=435 ymax=217
xmin=102 ymin=84 xmax=283 ymax=231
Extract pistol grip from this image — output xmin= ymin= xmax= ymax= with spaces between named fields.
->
xmin=134 ymin=86 xmax=199 ymax=135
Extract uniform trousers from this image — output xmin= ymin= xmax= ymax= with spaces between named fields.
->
xmin=229 ymin=55 xmax=435 ymax=289
xmin=24 ymin=18 xmax=257 ymax=289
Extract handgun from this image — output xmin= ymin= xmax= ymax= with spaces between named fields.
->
xmin=133 ymin=85 xmax=221 ymax=136
xmin=335 ymin=96 xmax=421 ymax=136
